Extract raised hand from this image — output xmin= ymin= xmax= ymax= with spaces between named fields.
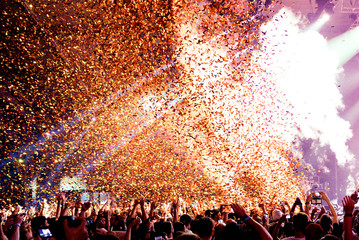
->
xmin=60 ymin=192 xmax=67 ymax=203
xmin=231 ymin=203 xmax=273 ymax=240
xmin=22 ymin=220 xmax=33 ymax=239
xmin=14 ymin=213 xmax=25 ymax=225
xmin=0 ymin=212 xmax=9 ymax=240
xmin=172 ymin=198 xmax=180 ymax=210
xmin=150 ymin=201 xmax=157 ymax=210
xmin=342 ymin=195 xmax=355 ymax=215
xmin=342 ymin=195 xmax=356 ymax=240
xmin=319 ymin=191 xmax=330 ymax=202
xmin=230 ymin=203 xmax=247 ymax=218
xmin=294 ymin=197 xmax=302 ymax=206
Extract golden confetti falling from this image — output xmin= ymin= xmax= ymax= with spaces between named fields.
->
xmin=1 ymin=0 xmax=305 ymax=207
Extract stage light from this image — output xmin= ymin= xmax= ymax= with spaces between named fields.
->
xmin=309 ymin=0 xmax=336 ymax=22
xmin=321 ymin=13 xmax=331 ymax=22
xmin=328 ymin=26 xmax=359 ymax=66
xmin=307 ymin=13 xmax=331 ymax=31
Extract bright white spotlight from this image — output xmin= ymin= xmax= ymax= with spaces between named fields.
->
xmin=307 ymin=13 xmax=331 ymax=31
xmin=328 ymin=26 xmax=359 ymax=65
xmin=258 ymin=8 xmax=353 ymax=166
xmin=321 ymin=13 xmax=330 ymax=23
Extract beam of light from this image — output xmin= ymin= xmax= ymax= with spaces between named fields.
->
xmin=328 ymin=26 xmax=359 ymax=66
xmin=256 ymin=8 xmax=353 ymax=166
xmin=306 ymin=13 xmax=330 ymax=31
xmin=7 ymin=62 xmax=175 ymax=165
xmin=40 ymin=63 xmax=180 ymax=188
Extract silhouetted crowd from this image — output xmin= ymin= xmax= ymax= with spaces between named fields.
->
xmin=1 ymin=190 xmax=359 ymax=240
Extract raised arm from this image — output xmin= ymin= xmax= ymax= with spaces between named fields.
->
xmin=259 ymin=203 xmax=269 ymax=230
xmin=55 ymin=193 xmax=63 ymax=220
xmin=39 ymin=199 xmax=46 ymax=217
xmin=284 ymin=201 xmax=291 ymax=214
xmin=74 ymin=200 xmax=82 ymax=218
xmin=173 ymin=198 xmax=180 ymax=224
xmin=290 ymin=197 xmax=303 ymax=217
xmin=304 ymin=193 xmax=312 ymax=215
xmin=149 ymin=201 xmax=157 ymax=218
xmin=60 ymin=193 xmax=70 ymax=216
xmin=220 ymin=205 xmax=229 ymax=224
xmin=106 ymin=211 xmax=111 ymax=231
xmin=320 ymin=191 xmax=338 ymax=224
xmin=80 ymin=202 xmax=91 ymax=218
xmin=342 ymin=195 xmax=355 ymax=240
xmin=139 ymin=198 xmax=149 ymax=222
xmin=9 ymin=214 xmax=24 ymax=240
xmin=0 ymin=212 xmax=9 ymax=240
xmin=62 ymin=202 xmax=75 ymax=217
xmin=129 ymin=199 xmax=140 ymax=219
xmin=231 ymin=203 xmax=273 ymax=240
xmin=125 ymin=218 xmax=140 ymax=240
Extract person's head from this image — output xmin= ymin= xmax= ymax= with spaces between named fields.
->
xmin=283 ymin=222 xmax=295 ymax=238
xmin=153 ymin=221 xmax=163 ymax=232
xmin=31 ymin=216 xmax=48 ymax=231
xmin=180 ymin=214 xmax=192 ymax=229
xmin=110 ymin=214 xmax=119 ymax=226
xmin=214 ymin=222 xmax=225 ymax=240
xmin=97 ymin=216 xmax=107 ymax=228
xmin=174 ymin=231 xmax=185 ymax=239
xmin=271 ymin=209 xmax=282 ymax=221
xmin=221 ymin=222 xmax=242 ymax=240
xmin=174 ymin=233 xmax=200 ymax=240
xmin=320 ymin=214 xmax=333 ymax=234
xmin=204 ymin=210 xmax=211 ymax=218
xmin=320 ymin=234 xmax=340 ymax=240
xmin=292 ymin=212 xmax=309 ymax=233
xmin=305 ymin=223 xmax=324 ymax=240
xmin=174 ymin=222 xmax=185 ymax=233
xmin=211 ymin=210 xmax=220 ymax=221
xmin=162 ymin=221 xmax=174 ymax=236
xmin=196 ymin=217 xmax=215 ymax=239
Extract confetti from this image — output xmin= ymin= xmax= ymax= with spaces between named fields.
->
xmin=1 ymin=0 xmax=307 ymax=207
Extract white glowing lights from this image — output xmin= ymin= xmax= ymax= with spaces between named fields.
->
xmin=257 ymin=8 xmax=353 ymax=165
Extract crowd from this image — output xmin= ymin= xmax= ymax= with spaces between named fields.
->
xmin=1 ymin=190 xmax=359 ymax=240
